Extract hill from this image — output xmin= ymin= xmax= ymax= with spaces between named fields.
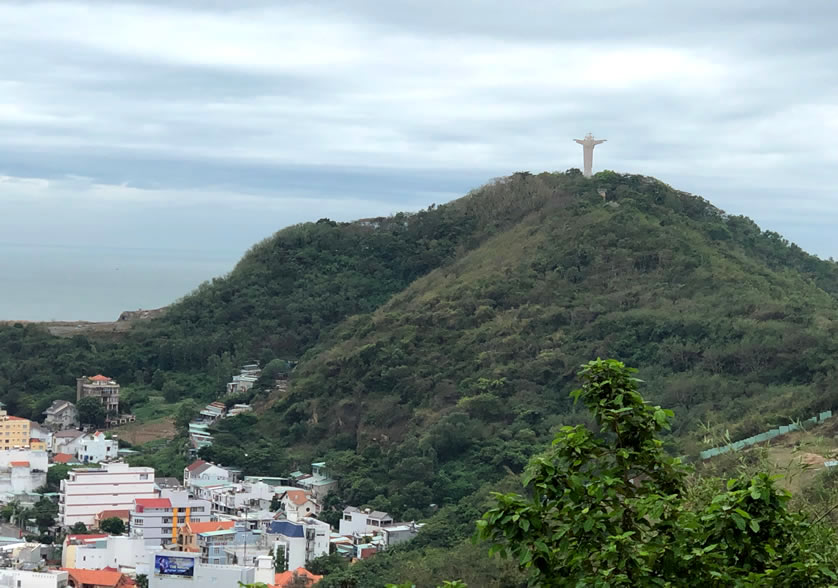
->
xmin=4 ymin=169 xmax=838 ymax=585
xmin=176 ymin=171 xmax=838 ymax=517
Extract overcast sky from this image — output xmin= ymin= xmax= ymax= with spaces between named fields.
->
xmin=1 ymin=1 xmax=837 ymax=315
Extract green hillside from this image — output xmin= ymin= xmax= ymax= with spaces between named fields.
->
xmin=4 ymin=169 xmax=838 ymax=585
xmin=187 ymin=171 xmax=838 ymax=519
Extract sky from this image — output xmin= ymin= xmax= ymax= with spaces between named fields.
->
xmin=1 ymin=1 xmax=837 ymax=319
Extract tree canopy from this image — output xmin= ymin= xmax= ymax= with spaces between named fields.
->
xmin=477 ymin=359 xmax=838 ymax=586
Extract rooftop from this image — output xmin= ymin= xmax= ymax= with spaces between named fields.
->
xmin=199 ymin=529 xmax=236 ymax=537
xmin=54 ymin=429 xmax=83 ymax=439
xmin=89 ymin=375 xmax=113 ymax=382
xmin=97 ymin=509 xmax=131 ymax=520
xmin=135 ymin=498 xmax=172 ymax=509
xmin=62 ymin=568 xmax=125 ymax=587
xmin=282 ymin=490 xmax=313 ymax=506
xmin=52 ymin=453 xmax=77 ymax=464
xmin=272 ymin=567 xmax=323 ymax=587
xmin=9 ymin=461 xmax=29 ymax=467
xmin=185 ymin=520 xmax=235 ymax=534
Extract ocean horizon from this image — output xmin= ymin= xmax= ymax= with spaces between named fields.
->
xmin=0 ymin=241 xmax=241 ymax=322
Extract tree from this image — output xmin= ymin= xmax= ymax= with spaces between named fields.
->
xmin=477 ymin=359 xmax=838 ymax=586
xmin=32 ymin=498 xmax=57 ymax=533
xmin=273 ymin=545 xmax=286 ymax=572
xmin=46 ymin=463 xmax=70 ymax=492
xmin=174 ymin=399 xmax=200 ymax=431
xmin=77 ymin=396 xmax=106 ymax=427
xmin=69 ymin=522 xmax=89 ymax=535
xmin=135 ymin=575 xmax=148 ymax=588
xmin=100 ymin=517 xmax=125 ymax=535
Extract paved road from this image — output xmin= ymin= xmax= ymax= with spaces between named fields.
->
xmin=0 ymin=523 xmax=23 ymax=539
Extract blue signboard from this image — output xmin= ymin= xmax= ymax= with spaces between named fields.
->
xmin=155 ymin=555 xmax=195 ymax=577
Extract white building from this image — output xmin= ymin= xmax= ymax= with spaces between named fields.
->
xmin=148 ymin=549 xmax=256 ymax=587
xmin=268 ymin=517 xmax=330 ymax=570
xmin=60 ymin=462 xmax=157 ymax=527
xmin=130 ymin=489 xmax=212 ymax=546
xmin=0 ymin=449 xmax=48 ymax=494
xmin=0 ymin=569 xmax=69 ymax=588
xmin=76 ymin=431 xmax=118 ymax=464
xmin=63 ymin=533 xmax=154 ymax=575
xmin=339 ymin=507 xmax=394 ymax=536
xmin=51 ymin=429 xmax=84 ymax=456
xmin=278 ymin=489 xmax=319 ymax=522
xmin=206 ymin=480 xmax=275 ymax=516
xmin=0 ymin=449 xmax=48 ymax=471
xmin=183 ymin=460 xmax=239 ymax=489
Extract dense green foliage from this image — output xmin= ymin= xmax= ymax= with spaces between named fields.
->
xmin=478 ymin=359 xmax=838 ymax=586
xmin=192 ymin=171 xmax=838 ymax=524
xmin=100 ymin=517 xmax=125 ymax=535
xmin=3 ymin=170 xmax=838 ymax=584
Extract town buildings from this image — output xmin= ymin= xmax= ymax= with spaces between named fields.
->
xmin=76 ymin=375 xmax=120 ymax=415
xmin=148 ymin=549 xmax=258 ymax=587
xmin=175 ymin=520 xmax=236 ymax=565
xmin=62 ymin=534 xmax=148 ymax=574
xmin=268 ymin=518 xmax=330 ymax=571
xmin=226 ymin=364 xmax=261 ymax=396
xmin=0 ymin=569 xmax=69 ymax=587
xmin=0 ymin=448 xmax=48 ymax=493
xmin=293 ymin=462 xmax=337 ymax=499
xmin=175 ymin=520 xmax=234 ymax=557
xmin=278 ymin=490 xmax=320 ymax=522
xmin=52 ymin=430 xmax=85 ymax=456
xmin=338 ymin=507 xmax=394 ymax=536
xmin=59 ymin=463 xmax=157 ymax=527
xmin=76 ymin=432 xmax=118 ymax=464
xmin=42 ymin=400 xmax=78 ymax=431
xmin=0 ymin=408 xmax=31 ymax=450
xmin=129 ymin=489 xmax=212 ymax=546
xmin=62 ymin=568 xmax=134 ymax=588
xmin=183 ymin=461 xmax=239 ymax=489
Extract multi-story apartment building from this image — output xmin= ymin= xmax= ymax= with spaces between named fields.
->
xmin=59 ymin=462 xmax=157 ymax=527
xmin=130 ymin=489 xmax=213 ymax=546
xmin=0 ymin=407 xmax=31 ymax=449
xmin=76 ymin=374 xmax=120 ymax=416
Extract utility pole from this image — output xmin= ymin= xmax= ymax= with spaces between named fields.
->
xmin=243 ymin=504 xmax=249 ymax=566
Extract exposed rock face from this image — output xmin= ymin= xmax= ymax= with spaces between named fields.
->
xmin=117 ymin=307 xmax=167 ymax=321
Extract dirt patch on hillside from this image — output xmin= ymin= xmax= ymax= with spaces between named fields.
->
xmin=1 ymin=306 xmax=167 ymax=338
xmin=111 ymin=418 xmax=176 ymax=445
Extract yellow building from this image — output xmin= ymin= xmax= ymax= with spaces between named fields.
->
xmin=0 ymin=409 xmax=31 ymax=449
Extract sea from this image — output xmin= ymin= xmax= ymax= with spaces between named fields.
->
xmin=0 ymin=242 xmax=241 ymax=322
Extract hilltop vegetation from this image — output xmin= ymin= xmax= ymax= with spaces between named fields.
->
xmin=4 ymin=170 xmax=838 ymax=582
xmin=188 ymin=170 xmax=838 ymax=523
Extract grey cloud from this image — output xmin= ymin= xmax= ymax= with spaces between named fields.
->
xmin=0 ymin=0 xmax=836 ymax=270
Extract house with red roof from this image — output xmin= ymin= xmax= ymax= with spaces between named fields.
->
xmin=278 ymin=489 xmax=320 ymax=521
xmin=62 ymin=567 xmax=133 ymax=588
xmin=53 ymin=452 xmax=81 ymax=465
xmin=270 ymin=567 xmax=323 ymax=587
xmin=174 ymin=520 xmax=236 ymax=562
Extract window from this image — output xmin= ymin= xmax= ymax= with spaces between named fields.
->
xmin=134 ymin=519 xmax=143 ymax=526
xmin=140 ymin=473 xmax=149 ymax=480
